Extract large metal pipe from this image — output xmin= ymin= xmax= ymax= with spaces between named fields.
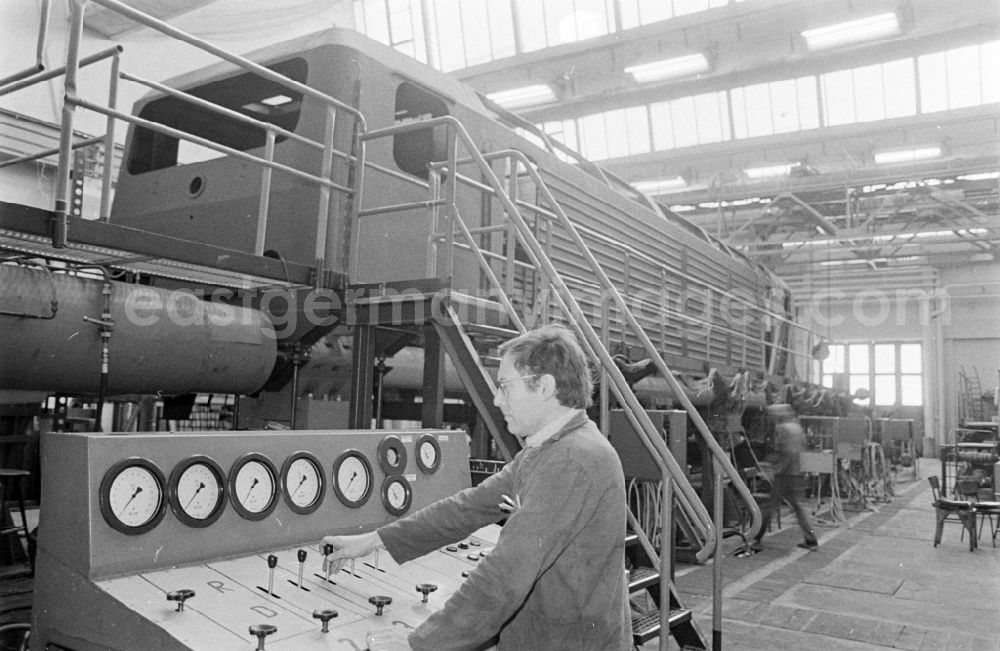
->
xmin=0 ymin=265 xmax=276 ymax=396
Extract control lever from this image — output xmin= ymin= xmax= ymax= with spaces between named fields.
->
xmin=415 ymin=583 xmax=438 ymax=604
xmin=266 ymin=554 xmax=278 ymax=595
xmin=249 ymin=624 xmax=277 ymax=650
xmin=312 ymin=609 xmax=338 ymax=633
xmin=368 ymin=595 xmax=392 ymax=616
xmin=296 ymin=549 xmax=307 ymax=588
xmin=323 ymin=544 xmax=334 ymax=583
xmin=166 ymin=589 xmax=195 ymax=612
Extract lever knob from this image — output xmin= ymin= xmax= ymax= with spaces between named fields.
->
xmin=312 ymin=609 xmax=339 ymax=632
xmin=267 ymin=554 xmax=278 ymax=569
xmin=249 ymin=624 xmax=277 ymax=650
xmin=298 ymin=549 xmax=307 ymax=563
xmin=415 ymin=583 xmax=438 ymax=603
xmin=166 ymin=589 xmax=195 ymax=612
xmin=368 ymin=595 xmax=392 ymax=616
xmin=323 ymin=543 xmax=333 ymax=556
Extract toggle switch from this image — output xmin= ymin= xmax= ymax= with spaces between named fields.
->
xmin=297 ymin=549 xmax=307 ymax=588
xmin=166 ymin=589 xmax=195 ymax=612
xmin=312 ymin=609 xmax=338 ymax=632
xmin=368 ymin=595 xmax=392 ymax=616
xmin=415 ymin=583 xmax=438 ymax=604
xmin=458 ymin=541 xmax=469 ymax=549
xmin=266 ymin=554 xmax=278 ymax=595
xmin=249 ymin=624 xmax=277 ymax=650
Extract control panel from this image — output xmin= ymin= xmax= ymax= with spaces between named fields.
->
xmin=33 ymin=429 xmax=493 ymax=650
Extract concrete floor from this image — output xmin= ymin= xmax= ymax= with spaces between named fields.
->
xmin=664 ymin=470 xmax=1000 ymax=650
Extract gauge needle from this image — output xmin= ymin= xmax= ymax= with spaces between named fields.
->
xmin=292 ymin=474 xmax=307 ymax=498
xmin=185 ymin=481 xmax=205 ymax=509
xmin=118 ymin=486 xmax=143 ymax=516
xmin=244 ymin=477 xmax=259 ymax=502
xmin=346 ymin=471 xmax=357 ymax=490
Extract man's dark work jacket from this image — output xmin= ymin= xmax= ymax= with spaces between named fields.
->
xmin=378 ymin=412 xmax=631 ymax=650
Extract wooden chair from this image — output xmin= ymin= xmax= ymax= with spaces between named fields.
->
xmin=954 ymin=476 xmax=1000 ymax=548
xmin=928 ymin=476 xmax=976 ymax=551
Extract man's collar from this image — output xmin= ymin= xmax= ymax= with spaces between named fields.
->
xmin=522 ymin=408 xmax=586 ymax=448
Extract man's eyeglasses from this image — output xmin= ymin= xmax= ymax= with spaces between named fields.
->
xmin=496 ymin=374 xmax=537 ymax=395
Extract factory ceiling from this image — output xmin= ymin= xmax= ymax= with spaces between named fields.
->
xmin=454 ymin=0 xmax=999 ymax=276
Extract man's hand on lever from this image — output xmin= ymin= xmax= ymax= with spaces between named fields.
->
xmin=319 ymin=531 xmax=383 ymax=574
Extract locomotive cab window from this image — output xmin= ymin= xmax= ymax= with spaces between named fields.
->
xmin=393 ymin=81 xmax=449 ymax=178
xmin=127 ymin=58 xmax=308 ymax=174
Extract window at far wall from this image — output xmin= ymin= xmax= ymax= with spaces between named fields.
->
xmin=820 ymin=342 xmax=922 ymax=408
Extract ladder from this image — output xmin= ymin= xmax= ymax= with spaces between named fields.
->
xmin=355 ymin=116 xmax=764 ymax=650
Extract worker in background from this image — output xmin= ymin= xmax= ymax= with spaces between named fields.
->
xmin=321 ymin=324 xmax=630 ymax=650
xmin=752 ymin=403 xmax=819 ymax=552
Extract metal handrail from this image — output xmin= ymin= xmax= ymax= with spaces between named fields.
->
xmin=426 ymin=154 xmax=809 ymax=345
xmin=493 ymin=148 xmax=761 ymax=530
xmin=360 ymin=115 xmax=717 ymax=548
xmin=36 ymin=0 xmax=368 ymax=288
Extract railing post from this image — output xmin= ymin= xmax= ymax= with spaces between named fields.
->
xmin=255 ymin=128 xmax=277 ymax=255
xmin=99 ymin=50 xmax=120 ymax=222
xmin=426 ymin=169 xmax=442 ymax=278
xmin=53 ymin=0 xmax=88 ymax=247
xmin=443 ymin=126 xmax=459 ymax=277
xmin=503 ymin=157 xmax=517 ymax=299
xmin=600 ymin=297 xmax=610 ymax=436
xmin=314 ymin=106 xmax=336 ymax=287
xmin=712 ymin=458 xmax=724 ymax=651
xmin=659 ymin=475 xmax=673 ymax=651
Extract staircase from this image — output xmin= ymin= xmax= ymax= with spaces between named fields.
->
xmin=352 ymin=116 xmax=764 ymax=650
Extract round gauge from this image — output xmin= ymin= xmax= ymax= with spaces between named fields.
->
xmin=168 ymin=455 xmax=226 ymax=528
xmin=332 ymin=449 xmax=373 ymax=508
xmin=377 ymin=436 xmax=408 ymax=475
xmin=99 ymin=458 xmax=167 ymax=536
xmin=228 ymin=453 xmax=279 ymax=520
xmin=281 ymin=452 xmax=325 ymax=515
xmin=381 ymin=475 xmax=412 ymax=517
xmin=415 ymin=434 xmax=441 ymax=475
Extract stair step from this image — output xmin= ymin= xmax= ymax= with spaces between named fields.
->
xmin=479 ymin=355 xmax=502 ymax=367
xmin=625 ymin=531 xmax=640 ymax=547
xmin=631 ymin=608 xmax=693 ymax=644
xmin=628 ymin=566 xmax=659 ymax=593
xmin=463 ymin=322 xmax=520 ymax=340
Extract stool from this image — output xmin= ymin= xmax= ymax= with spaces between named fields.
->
xmin=0 ymin=469 xmax=33 ymax=574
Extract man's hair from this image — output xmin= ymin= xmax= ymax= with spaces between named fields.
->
xmin=498 ymin=324 xmax=593 ymax=409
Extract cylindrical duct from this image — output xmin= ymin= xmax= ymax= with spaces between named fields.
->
xmin=0 ymin=265 xmax=277 ymax=396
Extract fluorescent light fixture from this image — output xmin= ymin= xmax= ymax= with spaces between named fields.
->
xmin=873 ymin=146 xmax=942 ymax=165
xmin=743 ymin=162 xmax=801 ymax=180
xmin=632 ymin=176 xmax=688 ymax=194
xmin=670 ymin=204 xmax=696 ymax=212
xmin=486 ymin=84 xmax=556 ymax=110
xmin=625 ymin=54 xmax=709 ymax=83
xmin=261 ymin=94 xmax=293 ymax=106
xmin=801 ymin=12 xmax=900 ymax=51
xmin=957 ymin=171 xmax=1000 ymax=181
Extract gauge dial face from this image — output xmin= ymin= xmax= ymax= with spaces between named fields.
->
xmin=168 ymin=456 xmax=226 ymax=528
xmin=99 ymin=458 xmax=167 ymax=535
xmin=381 ymin=475 xmax=412 ymax=516
xmin=228 ymin=454 xmax=279 ymax=520
xmin=332 ymin=450 xmax=373 ymax=508
xmin=415 ymin=434 xmax=442 ymax=475
xmin=377 ymin=436 xmax=407 ymax=475
xmin=281 ymin=452 xmax=325 ymax=515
